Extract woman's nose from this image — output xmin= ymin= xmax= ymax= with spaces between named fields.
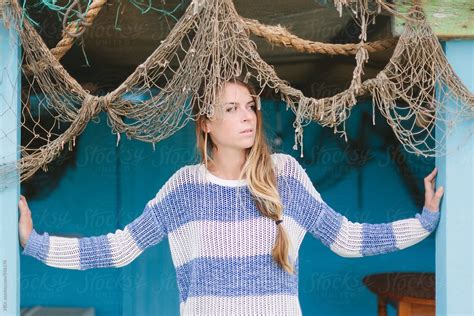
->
xmin=241 ymin=107 xmax=254 ymax=121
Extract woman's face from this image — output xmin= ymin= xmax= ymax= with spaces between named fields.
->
xmin=204 ymin=82 xmax=257 ymax=152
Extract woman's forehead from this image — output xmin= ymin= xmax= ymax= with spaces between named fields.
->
xmin=220 ymin=82 xmax=254 ymax=103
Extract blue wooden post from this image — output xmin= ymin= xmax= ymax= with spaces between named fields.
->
xmin=436 ymin=40 xmax=474 ymax=316
xmin=0 ymin=4 xmax=21 ymax=316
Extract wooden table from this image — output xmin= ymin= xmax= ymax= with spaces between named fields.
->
xmin=362 ymin=272 xmax=435 ymax=316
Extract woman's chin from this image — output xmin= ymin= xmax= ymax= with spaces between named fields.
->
xmin=243 ymin=140 xmax=255 ymax=149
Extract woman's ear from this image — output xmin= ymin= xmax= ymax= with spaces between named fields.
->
xmin=202 ymin=120 xmax=211 ymax=133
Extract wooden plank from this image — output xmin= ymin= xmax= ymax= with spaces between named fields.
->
xmin=392 ymin=0 xmax=474 ymax=39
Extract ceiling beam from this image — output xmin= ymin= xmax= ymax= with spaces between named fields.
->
xmin=392 ymin=0 xmax=474 ymax=39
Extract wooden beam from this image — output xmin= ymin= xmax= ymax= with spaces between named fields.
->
xmin=392 ymin=0 xmax=474 ymax=39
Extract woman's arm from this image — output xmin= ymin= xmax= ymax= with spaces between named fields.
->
xmin=19 ymin=169 xmax=183 ymax=270
xmin=284 ymin=154 xmax=443 ymax=258
xmin=21 ymin=200 xmax=166 ymax=270
xmin=308 ymin=200 xmax=440 ymax=257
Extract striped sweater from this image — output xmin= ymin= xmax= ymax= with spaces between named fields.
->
xmin=22 ymin=153 xmax=440 ymax=315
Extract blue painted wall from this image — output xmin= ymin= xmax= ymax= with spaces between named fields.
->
xmin=20 ymin=112 xmax=122 ymax=314
xmin=20 ymin=99 xmax=435 ymax=315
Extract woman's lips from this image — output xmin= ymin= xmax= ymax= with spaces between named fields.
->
xmin=240 ymin=129 xmax=254 ymax=135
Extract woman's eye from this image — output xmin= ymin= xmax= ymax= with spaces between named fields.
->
xmin=225 ymin=104 xmax=254 ymax=112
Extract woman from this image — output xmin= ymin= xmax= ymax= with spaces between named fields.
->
xmin=18 ymin=77 xmax=444 ymax=315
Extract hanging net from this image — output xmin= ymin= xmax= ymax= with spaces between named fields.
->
xmin=0 ymin=0 xmax=473 ymax=187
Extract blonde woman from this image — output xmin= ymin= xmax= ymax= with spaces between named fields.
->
xmin=18 ymin=77 xmax=444 ymax=315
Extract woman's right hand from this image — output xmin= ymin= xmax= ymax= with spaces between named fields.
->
xmin=18 ymin=195 xmax=33 ymax=248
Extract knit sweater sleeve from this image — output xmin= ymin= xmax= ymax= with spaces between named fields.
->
xmin=284 ymin=154 xmax=441 ymax=258
xmin=21 ymin=171 xmax=180 ymax=270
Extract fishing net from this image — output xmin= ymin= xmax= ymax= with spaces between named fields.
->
xmin=0 ymin=0 xmax=472 ymax=187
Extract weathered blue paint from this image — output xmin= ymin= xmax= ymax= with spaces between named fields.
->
xmin=0 ymin=7 xmax=21 ymax=316
xmin=436 ymin=40 xmax=474 ymax=316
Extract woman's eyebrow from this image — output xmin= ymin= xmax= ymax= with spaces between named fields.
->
xmin=223 ymin=100 xmax=255 ymax=105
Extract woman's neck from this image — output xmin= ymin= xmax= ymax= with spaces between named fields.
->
xmin=208 ymin=149 xmax=247 ymax=180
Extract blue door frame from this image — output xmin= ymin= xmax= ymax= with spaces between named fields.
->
xmin=436 ymin=40 xmax=474 ymax=316
xmin=0 ymin=5 xmax=21 ymax=316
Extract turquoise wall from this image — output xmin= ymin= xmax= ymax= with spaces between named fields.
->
xmin=20 ymin=99 xmax=435 ymax=315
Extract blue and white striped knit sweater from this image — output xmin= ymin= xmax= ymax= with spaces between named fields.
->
xmin=22 ymin=153 xmax=440 ymax=315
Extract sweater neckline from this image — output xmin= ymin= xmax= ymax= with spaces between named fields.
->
xmin=198 ymin=164 xmax=248 ymax=187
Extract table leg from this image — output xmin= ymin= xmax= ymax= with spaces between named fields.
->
xmin=377 ymin=297 xmax=387 ymax=316
xmin=398 ymin=302 xmax=411 ymax=316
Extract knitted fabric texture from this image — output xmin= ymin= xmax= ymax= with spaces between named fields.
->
xmin=22 ymin=153 xmax=440 ymax=315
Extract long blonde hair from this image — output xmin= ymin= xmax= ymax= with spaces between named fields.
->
xmin=193 ymin=77 xmax=295 ymax=274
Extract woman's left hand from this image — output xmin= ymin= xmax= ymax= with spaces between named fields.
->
xmin=423 ymin=167 xmax=444 ymax=212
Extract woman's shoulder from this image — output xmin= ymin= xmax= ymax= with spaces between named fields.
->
xmin=166 ymin=163 xmax=200 ymax=185
xmin=165 ymin=161 xmax=211 ymax=188
xmin=271 ymin=152 xmax=296 ymax=162
xmin=149 ymin=164 xmax=201 ymax=204
xmin=271 ymin=152 xmax=322 ymax=201
xmin=271 ymin=152 xmax=301 ymax=173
